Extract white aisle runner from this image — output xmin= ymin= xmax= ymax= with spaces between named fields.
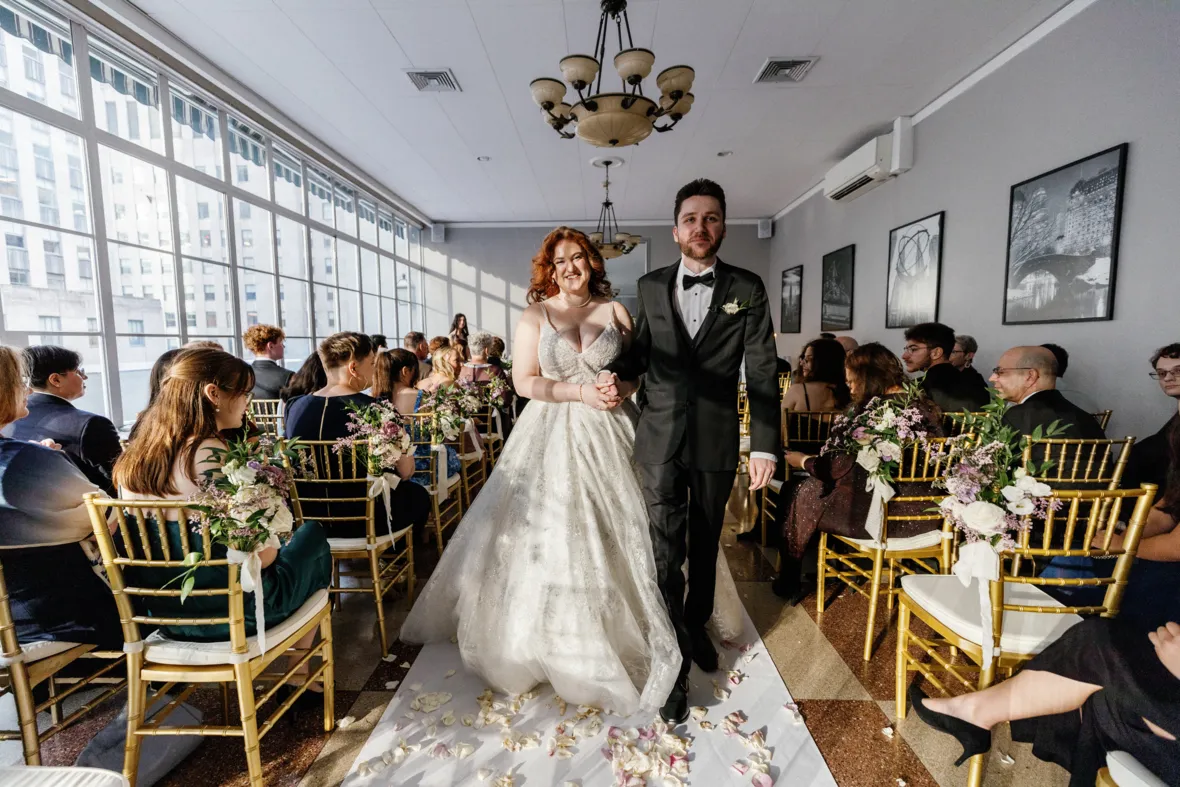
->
xmin=343 ymin=610 xmax=836 ymax=787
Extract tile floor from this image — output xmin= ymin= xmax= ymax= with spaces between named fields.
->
xmin=35 ymin=516 xmax=1073 ymax=786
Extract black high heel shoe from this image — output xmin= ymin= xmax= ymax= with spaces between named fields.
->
xmin=909 ymin=686 xmax=992 ymax=766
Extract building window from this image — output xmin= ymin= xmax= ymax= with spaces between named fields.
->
xmin=239 ymin=202 xmax=251 ymax=220
xmin=120 ymin=258 xmax=132 ymax=275
xmin=184 ymin=284 xmax=194 ymax=301
xmin=87 ymin=317 xmax=99 ymax=347
xmin=245 ymin=284 xmax=256 ymax=301
xmin=140 ymin=259 xmax=152 ymax=274
xmin=186 ymin=312 xmax=196 ymax=328
xmin=126 ymin=101 xmax=140 ymax=140
xmin=197 ymin=202 xmax=209 ymax=219
xmin=113 ymin=204 xmax=127 ymax=219
xmin=77 ymin=248 xmax=93 ymax=279
xmin=72 ymin=202 xmax=87 ymax=232
xmin=22 ymin=47 xmax=44 ymax=84
xmin=128 ymin=319 xmax=145 ymax=346
xmin=242 ymin=256 xmax=254 ymax=268
xmin=105 ymin=102 xmax=118 ymax=135
xmin=200 ymin=230 xmax=211 ymax=247
xmin=241 ymin=229 xmax=253 ymax=247
xmin=38 ymin=188 xmax=58 ymax=225
xmin=6 ymin=233 xmax=28 ymax=285
xmin=205 ymin=311 xmax=217 ymax=327
xmin=204 ymin=284 xmax=215 ymax=301
xmin=165 ymin=312 xmax=177 ymax=329
xmin=33 ymin=144 xmax=54 ymax=181
xmin=44 ymin=241 xmax=64 ymax=290
xmin=246 ymin=311 xmax=258 ymax=326
xmin=39 ymin=316 xmax=61 ymax=332
xmin=122 ymin=285 xmax=133 ymax=297
xmin=237 ymin=165 xmax=248 ymax=182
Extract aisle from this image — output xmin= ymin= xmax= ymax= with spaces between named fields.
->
xmin=342 ymin=610 xmax=836 ymax=786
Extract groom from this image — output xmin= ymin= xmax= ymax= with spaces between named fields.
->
xmin=599 ymin=179 xmax=780 ymax=723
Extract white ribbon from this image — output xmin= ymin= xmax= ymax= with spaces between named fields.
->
xmin=431 ymin=443 xmax=449 ymax=506
xmin=490 ymin=408 xmax=504 ymax=440
xmin=862 ymin=474 xmax=896 ymax=547
xmin=952 ymin=539 xmax=1002 ymax=669
xmin=227 ymin=532 xmax=280 ymax=658
xmin=366 ymin=471 xmax=401 ymax=543
xmin=463 ymin=419 xmax=484 ymax=460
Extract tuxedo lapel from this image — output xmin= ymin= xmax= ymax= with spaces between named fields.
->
xmin=660 ymin=264 xmax=694 ymax=351
xmin=692 ymin=261 xmax=733 ymax=350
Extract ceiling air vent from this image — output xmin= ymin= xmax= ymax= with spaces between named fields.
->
xmin=753 ymin=57 xmax=818 ymax=85
xmin=405 ymin=69 xmax=462 ymax=93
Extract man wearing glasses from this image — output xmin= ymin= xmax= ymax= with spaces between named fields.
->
xmin=7 ymin=345 xmax=121 ymax=496
xmin=1124 ymin=343 xmax=1180 ymax=493
xmin=901 ymin=322 xmax=989 ymax=412
xmin=989 ymin=345 xmax=1106 ymax=441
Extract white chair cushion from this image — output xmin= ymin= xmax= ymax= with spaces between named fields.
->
xmin=845 ymin=530 xmax=943 ymax=552
xmin=328 ymin=533 xmax=393 ymax=553
xmin=1108 ymin=751 xmax=1168 ymax=787
xmin=900 ymin=575 xmax=1083 ymax=656
xmin=0 ymin=766 xmax=130 ymax=787
xmin=142 ymin=589 xmax=329 ymax=666
xmin=20 ymin=640 xmax=81 ymax=663
xmin=768 ymin=479 xmax=784 ymax=493
xmin=739 ymin=436 xmax=751 ymax=453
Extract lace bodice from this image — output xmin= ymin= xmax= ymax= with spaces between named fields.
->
xmin=538 ymin=318 xmax=623 ymax=386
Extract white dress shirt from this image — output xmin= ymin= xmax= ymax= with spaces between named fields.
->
xmin=673 ymin=258 xmax=776 ymax=465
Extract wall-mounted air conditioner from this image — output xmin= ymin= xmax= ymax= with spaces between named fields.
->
xmin=823 ymin=117 xmax=913 ymax=203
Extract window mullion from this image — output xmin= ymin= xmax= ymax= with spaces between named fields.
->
xmin=158 ymin=72 xmax=188 ymax=345
xmin=219 ymin=109 xmax=243 ymax=356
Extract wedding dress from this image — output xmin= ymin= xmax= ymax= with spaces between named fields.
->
xmin=400 ymin=307 xmax=744 ymax=717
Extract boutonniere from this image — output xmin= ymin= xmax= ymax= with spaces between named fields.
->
xmin=714 ymin=298 xmax=750 ymax=315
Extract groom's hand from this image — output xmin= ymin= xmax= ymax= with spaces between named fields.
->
xmin=748 ymin=457 xmax=775 ymax=491
xmin=595 ymin=370 xmax=620 ymax=399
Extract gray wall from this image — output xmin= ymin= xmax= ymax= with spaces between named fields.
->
xmin=421 ymin=223 xmax=771 ymax=344
xmin=768 ymin=0 xmax=1180 ymax=440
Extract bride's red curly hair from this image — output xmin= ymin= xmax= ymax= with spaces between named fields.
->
xmin=527 ymin=226 xmax=614 ymax=304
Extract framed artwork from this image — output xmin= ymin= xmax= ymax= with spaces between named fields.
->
xmin=886 ymin=211 xmax=944 ymax=328
xmin=820 ymin=244 xmax=855 ymax=332
xmin=1003 ymin=143 xmax=1127 ymax=324
xmin=779 ymin=265 xmax=802 ymax=334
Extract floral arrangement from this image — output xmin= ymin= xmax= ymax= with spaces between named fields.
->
xmin=481 ymin=375 xmax=512 ymax=409
xmin=421 ymin=382 xmax=484 ymax=443
xmin=934 ymin=393 xmax=1065 ymax=550
xmin=333 ymin=399 xmax=412 ymax=476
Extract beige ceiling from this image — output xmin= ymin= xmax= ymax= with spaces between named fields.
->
xmin=127 ymin=0 xmax=1072 ymax=223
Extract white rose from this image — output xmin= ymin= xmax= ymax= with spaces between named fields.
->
xmin=961 ymin=500 xmax=1009 ymax=535
xmin=1016 ymin=475 xmax=1052 ymax=497
xmin=877 ymin=408 xmax=897 ymax=428
xmin=876 ymin=440 xmax=902 ymax=463
xmin=721 ymin=302 xmax=740 ymax=315
xmin=1007 ymin=498 xmax=1035 ymax=515
xmin=268 ymin=505 xmax=294 ymax=534
xmin=223 ymin=461 xmax=257 ymax=487
xmin=1013 ymin=467 xmax=1028 ymax=480
xmin=1001 ymin=485 xmax=1025 ymax=503
xmin=856 ymin=446 xmax=881 ymax=473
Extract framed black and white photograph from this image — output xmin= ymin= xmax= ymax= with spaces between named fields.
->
xmin=821 ymin=245 xmax=855 ymax=332
xmin=886 ymin=211 xmax=943 ymax=328
xmin=1003 ymin=143 xmax=1127 ymax=324
xmin=779 ymin=265 xmax=802 ymax=334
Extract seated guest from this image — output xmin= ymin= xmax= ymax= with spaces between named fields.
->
xmin=990 ymin=346 xmax=1105 ymax=440
xmin=183 ymin=340 xmax=223 ymax=351
xmin=819 ymin=332 xmax=836 ymax=340
xmin=1042 ymin=342 xmax=1100 ymax=414
xmin=10 ymin=346 xmax=121 ymax=496
xmin=951 ymin=334 xmax=988 ymax=399
xmin=0 ymin=346 xmax=122 ymax=650
xmin=459 ymin=332 xmax=509 ymax=385
xmin=903 ymin=322 xmax=988 ymax=412
xmin=773 ymin=343 xmax=944 ymax=602
xmin=129 ymin=348 xmax=183 ymax=440
xmin=372 ymin=350 xmax=461 ymax=493
xmin=284 ymin=333 xmax=429 ymax=539
xmin=115 ymin=347 xmax=330 ymax=648
xmin=280 ymin=352 xmax=326 ymax=401
xmin=418 ymin=346 xmax=462 ymax=394
xmin=909 ymin=616 xmax=1180 ymax=786
xmin=1124 ymin=343 xmax=1180 ymax=494
xmin=243 ymin=324 xmax=294 ymax=401
xmin=429 ymin=336 xmax=450 ymax=355
xmin=781 ymin=338 xmax=848 ymax=413
xmin=370 ymin=334 xmax=388 ymax=351
xmin=404 ymin=331 xmax=432 ymax=380
xmin=835 ymin=335 xmax=858 ymax=355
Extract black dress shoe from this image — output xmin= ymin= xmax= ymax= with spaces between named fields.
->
xmin=659 ymin=677 xmax=690 ymax=725
xmin=909 ymin=686 xmax=992 ymax=766
xmin=689 ymin=628 xmax=718 ymax=672
xmin=735 ymin=528 xmax=761 ymax=543
xmin=771 ymin=573 xmax=814 ymax=606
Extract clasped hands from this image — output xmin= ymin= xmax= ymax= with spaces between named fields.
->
xmin=581 ymin=371 xmax=631 ymax=411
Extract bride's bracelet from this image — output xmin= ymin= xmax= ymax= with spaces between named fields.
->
xmin=577 ymin=384 xmax=585 ymax=404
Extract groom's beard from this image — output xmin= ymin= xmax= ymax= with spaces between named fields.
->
xmin=678 ymin=234 xmax=724 ymax=262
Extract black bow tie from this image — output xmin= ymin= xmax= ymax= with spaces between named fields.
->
xmin=682 ymin=272 xmax=715 ymax=290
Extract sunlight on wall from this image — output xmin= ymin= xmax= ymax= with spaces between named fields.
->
xmin=451 ymin=285 xmax=479 ymax=324
xmin=481 ymin=272 xmax=507 ymax=300
xmin=510 ymin=284 xmax=529 ymax=308
xmin=423 ymin=246 xmax=448 ymax=275
xmin=451 ymin=258 xmax=478 ymax=288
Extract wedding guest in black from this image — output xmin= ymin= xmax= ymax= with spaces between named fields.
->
xmin=279 ymin=352 xmax=326 ymax=401
xmin=243 ymin=324 xmax=293 ymax=400
xmin=909 ymin=616 xmax=1180 ymax=787
xmin=781 ymin=338 xmax=849 ymax=413
xmin=371 ymin=334 xmax=388 ymax=351
xmin=951 ymin=334 xmax=988 ymax=399
xmin=10 ymin=346 xmax=121 ymax=496
xmin=0 ymin=345 xmax=122 ymax=650
xmin=1124 ymin=343 xmax=1180 ymax=494
xmin=1042 ymin=342 xmax=1100 ymax=414
xmin=990 ymin=346 xmax=1105 ymax=440
xmin=773 ymin=343 xmax=943 ymax=602
xmin=449 ymin=314 xmax=469 ymax=360
xmin=902 ymin=322 xmax=988 ymax=412
xmin=285 ymin=333 xmax=428 ymax=539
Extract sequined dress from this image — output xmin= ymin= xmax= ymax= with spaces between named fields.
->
xmin=400 ymin=312 xmax=742 ymax=717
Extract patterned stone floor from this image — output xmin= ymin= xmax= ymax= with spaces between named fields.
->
xmin=35 ymin=504 xmax=1072 ymax=786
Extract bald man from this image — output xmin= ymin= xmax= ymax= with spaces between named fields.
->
xmin=990 ymin=345 xmax=1105 ymax=440
xmin=836 ymin=335 xmax=858 ymax=354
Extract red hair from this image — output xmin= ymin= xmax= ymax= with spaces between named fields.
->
xmin=527 ymin=226 xmax=613 ymax=304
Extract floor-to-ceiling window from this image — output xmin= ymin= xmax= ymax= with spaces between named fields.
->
xmin=0 ymin=0 xmax=426 ymax=425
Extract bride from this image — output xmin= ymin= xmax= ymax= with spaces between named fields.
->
xmin=400 ymin=227 xmax=743 ymax=717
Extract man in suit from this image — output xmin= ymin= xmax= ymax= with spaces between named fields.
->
xmin=903 ymin=322 xmax=989 ymax=412
xmin=10 ymin=346 xmax=121 ymax=496
xmin=991 ymin=345 xmax=1106 ymax=440
xmin=1122 ymin=342 xmax=1180 ymax=493
xmin=403 ymin=331 xmax=432 ymax=381
xmin=598 ymin=179 xmax=779 ymax=724
xmin=243 ymin=324 xmax=293 ymax=400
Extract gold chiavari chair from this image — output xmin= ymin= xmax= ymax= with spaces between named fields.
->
xmin=471 ymin=405 xmax=505 ymax=469
xmin=1092 ymin=410 xmax=1113 ymax=431
xmin=1021 ymin=436 xmax=1134 ymax=490
xmin=0 ymin=558 xmax=126 ymax=766
xmin=83 ymin=494 xmax=334 ymax=786
xmin=895 ymin=485 xmax=1157 ymax=787
xmin=402 ymin=413 xmax=464 ymax=552
xmin=781 ymin=410 xmax=840 ymax=456
xmin=455 ymin=424 xmax=487 ymax=509
xmin=737 ymin=382 xmax=751 ymax=438
xmin=942 ymin=411 xmax=986 ymax=437
xmin=248 ymin=399 xmax=284 ymax=438
xmin=778 ymin=372 xmax=791 ymax=398
xmin=818 ymin=438 xmax=957 ymax=661
xmin=284 ymin=441 xmax=414 ymax=655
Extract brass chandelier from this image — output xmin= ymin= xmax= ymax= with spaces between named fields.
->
xmin=529 ymin=0 xmax=695 ymax=148
xmin=590 ymin=159 xmax=640 ymax=259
